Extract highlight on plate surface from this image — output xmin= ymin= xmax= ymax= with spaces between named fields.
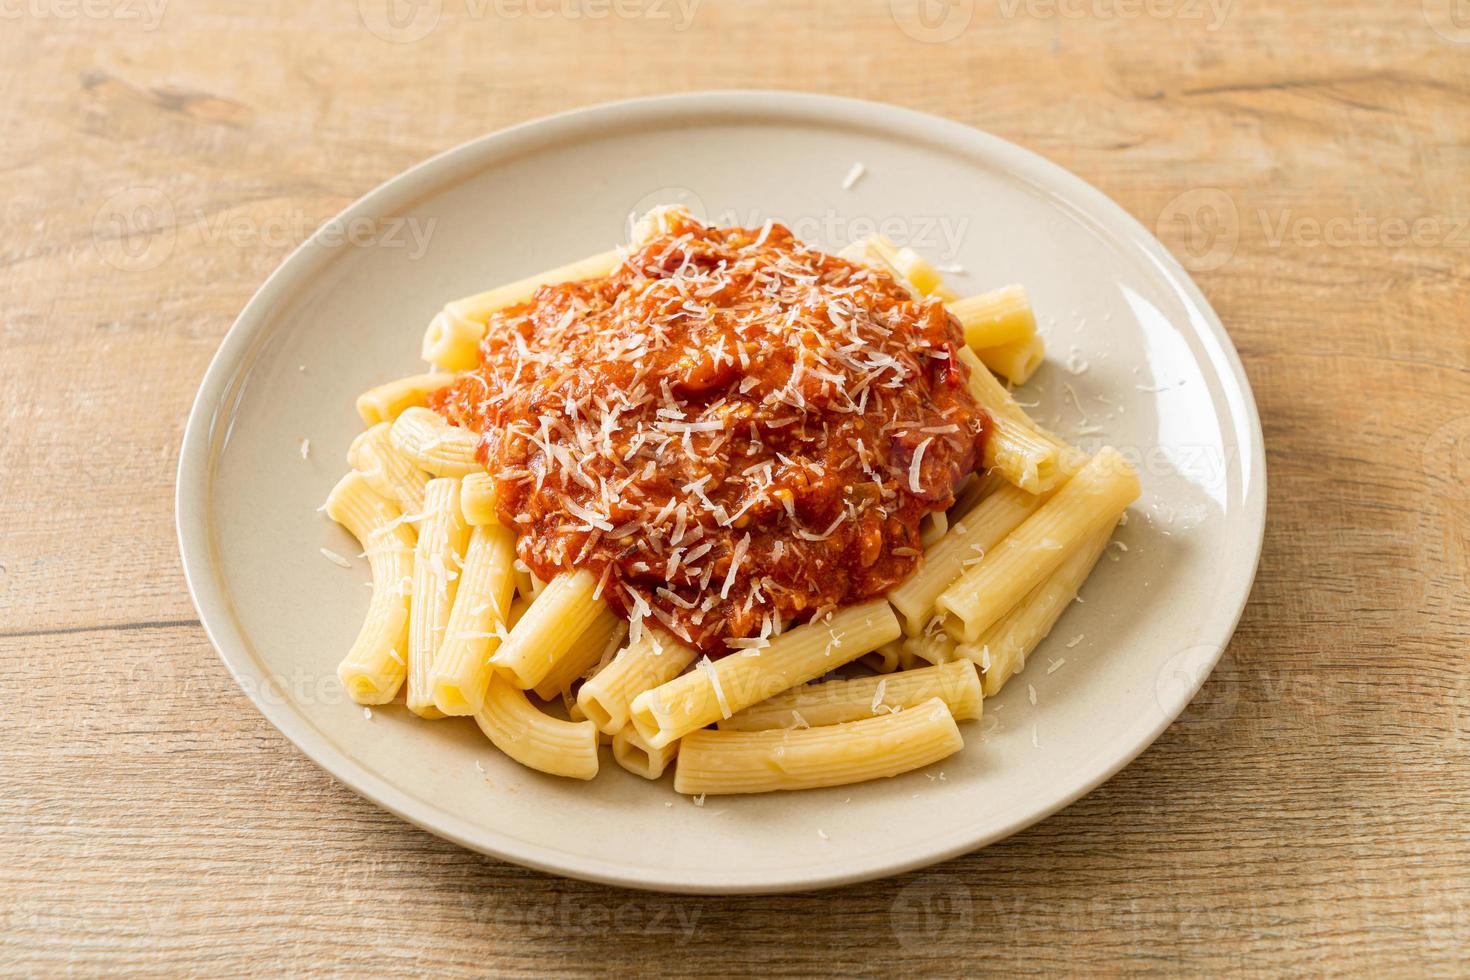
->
xmin=323 ymin=205 xmax=1139 ymax=794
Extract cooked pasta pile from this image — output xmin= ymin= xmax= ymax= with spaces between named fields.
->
xmin=324 ymin=207 xmax=1138 ymax=793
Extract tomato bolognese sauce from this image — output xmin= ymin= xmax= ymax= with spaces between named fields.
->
xmin=432 ymin=214 xmax=990 ymax=656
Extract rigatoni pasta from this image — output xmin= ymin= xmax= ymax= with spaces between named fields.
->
xmin=857 ymin=636 xmax=906 ymax=675
xmin=355 ymin=372 xmax=457 ymax=425
xmin=674 ymin=698 xmax=965 ymax=795
xmin=577 ymin=629 xmax=699 ymax=735
xmin=629 ymin=600 xmax=902 ymax=750
xmin=327 ymin=472 xmax=415 ymax=705
xmin=444 ymin=248 xmax=623 ymax=324
xmin=390 ymin=407 xmax=481 ymax=477
xmin=475 ymin=675 xmax=600 ymax=780
xmin=611 ymin=725 xmax=680 ymax=780
xmin=459 ymin=472 xmax=498 ymax=526
xmin=950 ymin=285 xmax=1036 ymax=352
xmin=716 ymin=660 xmax=981 ymax=732
xmin=319 ymin=207 xmax=1136 ymax=793
xmin=889 ymin=480 xmax=1048 ymax=635
xmin=976 ymin=333 xmax=1046 ymax=385
xmin=530 ymin=604 xmax=627 ymax=701
xmin=969 ymin=521 xmax=1116 ymax=696
xmin=348 ymin=422 xmax=431 ymax=514
xmin=938 ymin=448 xmax=1139 ymax=643
xmin=406 ymin=477 xmax=470 ymax=718
xmin=492 ymin=569 xmax=605 ymax=690
xmin=429 ymin=522 xmax=517 ymax=716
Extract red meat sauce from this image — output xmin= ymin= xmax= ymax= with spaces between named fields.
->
xmin=431 ymin=215 xmax=989 ymax=656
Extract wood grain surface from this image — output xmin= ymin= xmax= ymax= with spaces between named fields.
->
xmin=2 ymin=1 xmax=1467 ymax=974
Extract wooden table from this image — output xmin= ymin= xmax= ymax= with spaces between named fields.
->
xmin=3 ymin=1 xmax=1466 ymax=973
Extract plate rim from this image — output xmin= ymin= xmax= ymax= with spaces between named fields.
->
xmin=176 ymin=89 xmax=1267 ymax=894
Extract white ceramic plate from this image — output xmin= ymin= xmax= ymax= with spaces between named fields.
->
xmin=177 ymin=92 xmax=1265 ymax=894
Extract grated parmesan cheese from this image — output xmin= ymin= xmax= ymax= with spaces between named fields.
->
xmin=429 ymin=213 xmax=987 ymax=656
xmin=697 ymin=655 xmax=732 ymax=719
xmin=319 ymin=547 xmax=352 ymax=568
xmin=908 ymin=437 xmax=933 ymax=494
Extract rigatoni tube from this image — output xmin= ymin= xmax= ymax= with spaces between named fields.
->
xmin=491 ymin=569 xmax=605 ymax=690
xmin=530 ymin=604 xmax=627 ymax=701
xmin=967 ymin=522 xmax=1116 ymax=697
xmin=390 ymin=407 xmax=481 ymax=478
xmin=958 ymin=347 xmax=1068 ymax=492
xmin=629 ymin=600 xmax=902 ymax=750
xmin=420 ymin=309 xmax=484 ymax=371
xmin=445 ymin=247 xmax=623 ymax=323
xmin=326 ymin=472 xmax=416 ymax=705
xmin=717 ymin=660 xmax=981 ymax=732
xmin=355 ymin=372 xmax=456 ymax=426
xmin=950 ymin=285 xmax=1037 ymax=352
xmin=977 ymin=333 xmax=1046 ymax=385
xmin=406 ymin=478 xmax=470 ymax=718
xmin=474 ymin=675 xmax=599 ymax=780
xmin=429 ymin=522 xmax=517 ymax=716
xmin=611 ymin=725 xmax=680 ymax=780
xmin=674 ymin=698 xmax=964 ymax=795
xmin=348 ymin=422 xmax=430 ymax=514
xmin=938 ymin=448 xmax=1139 ymax=643
xmin=459 ymin=472 xmax=498 ymax=525
xmin=577 ymin=629 xmax=698 ymax=735
xmin=888 ymin=481 xmax=1047 ymax=636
